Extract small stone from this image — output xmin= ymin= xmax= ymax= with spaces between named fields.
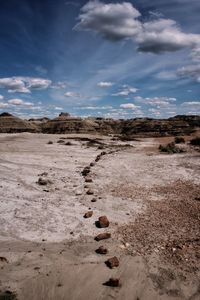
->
xmin=85 ymin=178 xmax=93 ymax=183
xmin=40 ymin=172 xmax=48 ymax=176
xmin=86 ymin=189 xmax=94 ymax=195
xmin=95 ymin=155 xmax=101 ymax=162
xmin=104 ymin=278 xmax=121 ymax=287
xmin=84 ymin=211 xmax=93 ymax=218
xmin=90 ymin=162 xmax=95 ymax=167
xmin=81 ymin=167 xmax=90 ymax=177
xmin=37 ymin=177 xmax=52 ymax=186
xmin=47 ymin=141 xmax=53 ymax=144
xmin=98 ymin=216 xmax=109 ymax=228
xmin=76 ymin=191 xmax=82 ymax=196
xmin=100 ymin=151 xmax=106 ymax=156
xmin=105 ymin=256 xmax=119 ymax=269
xmin=96 ymin=246 xmax=108 ymax=255
xmin=91 ymin=198 xmax=97 ymax=202
xmin=95 ymin=233 xmax=111 ymax=241
xmin=0 ymin=257 xmax=8 ymax=263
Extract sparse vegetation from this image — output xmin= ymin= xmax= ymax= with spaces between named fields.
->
xmin=190 ymin=137 xmax=200 ymax=146
xmin=174 ymin=136 xmax=185 ymax=144
xmin=159 ymin=142 xmax=184 ymax=154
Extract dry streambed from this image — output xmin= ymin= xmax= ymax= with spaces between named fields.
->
xmin=0 ymin=133 xmax=199 ymax=300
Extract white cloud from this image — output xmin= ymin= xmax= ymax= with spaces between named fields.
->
xmin=113 ymin=85 xmax=138 ymax=96
xmin=0 ymin=102 xmax=9 ymax=109
xmin=155 ymin=71 xmax=177 ymax=81
xmin=134 ymin=96 xmax=176 ymax=107
xmin=177 ymin=64 xmax=200 ymax=82
xmin=79 ymin=105 xmax=113 ymax=110
xmin=136 ymin=19 xmax=200 ymax=53
xmin=120 ymin=103 xmax=139 ymax=109
xmin=0 ymin=95 xmax=4 ymax=100
xmin=181 ymin=101 xmax=200 ymax=108
xmin=97 ymin=81 xmax=113 ymax=87
xmin=8 ymin=99 xmax=34 ymax=107
xmin=0 ymin=77 xmax=52 ymax=93
xmin=55 ymin=107 xmax=64 ymax=110
xmin=64 ymin=91 xmax=81 ymax=98
xmin=74 ymin=1 xmax=141 ymax=41
xmin=191 ymin=46 xmax=200 ymax=62
xmin=75 ymin=1 xmax=200 ymax=54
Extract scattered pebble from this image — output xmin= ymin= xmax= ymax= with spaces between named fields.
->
xmin=95 ymin=233 xmax=111 ymax=241
xmin=84 ymin=211 xmax=93 ymax=218
xmin=98 ymin=216 xmax=109 ymax=228
xmin=105 ymin=256 xmax=119 ymax=269
xmin=104 ymin=278 xmax=121 ymax=287
xmin=95 ymin=246 xmax=108 ymax=255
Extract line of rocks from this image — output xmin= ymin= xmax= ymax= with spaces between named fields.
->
xmin=81 ymin=151 xmax=121 ymax=288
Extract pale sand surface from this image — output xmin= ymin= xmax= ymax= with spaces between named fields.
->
xmin=0 ymin=133 xmax=199 ymax=300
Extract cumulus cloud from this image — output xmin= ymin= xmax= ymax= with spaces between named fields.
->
xmin=177 ymin=64 xmax=200 ymax=82
xmin=134 ymin=96 xmax=176 ymax=107
xmin=97 ymin=81 xmax=113 ymax=87
xmin=0 ymin=95 xmax=4 ymax=100
xmin=0 ymin=77 xmax=52 ymax=93
xmin=120 ymin=103 xmax=139 ymax=109
xmin=8 ymin=99 xmax=34 ymax=107
xmin=113 ymin=85 xmax=138 ymax=96
xmin=136 ymin=19 xmax=200 ymax=54
xmin=75 ymin=1 xmax=200 ymax=54
xmin=74 ymin=1 xmax=141 ymax=41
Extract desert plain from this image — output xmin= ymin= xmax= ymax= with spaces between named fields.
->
xmin=0 ymin=132 xmax=199 ymax=300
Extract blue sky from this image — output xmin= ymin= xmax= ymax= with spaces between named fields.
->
xmin=0 ymin=0 xmax=199 ymax=119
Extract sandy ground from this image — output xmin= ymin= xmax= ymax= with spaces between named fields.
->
xmin=0 ymin=133 xmax=199 ymax=300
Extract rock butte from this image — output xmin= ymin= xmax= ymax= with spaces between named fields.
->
xmin=0 ymin=112 xmax=200 ymax=137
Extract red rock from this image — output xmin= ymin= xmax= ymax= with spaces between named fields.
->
xmin=81 ymin=167 xmax=90 ymax=177
xmin=85 ymin=178 xmax=93 ymax=183
xmin=105 ymin=256 xmax=119 ymax=268
xmin=86 ymin=189 xmax=94 ymax=195
xmin=105 ymin=278 xmax=121 ymax=287
xmin=37 ymin=177 xmax=52 ymax=185
xmin=96 ymin=246 xmax=108 ymax=255
xmin=84 ymin=211 xmax=93 ymax=218
xmin=98 ymin=216 xmax=109 ymax=228
xmin=91 ymin=198 xmax=97 ymax=202
xmin=95 ymin=233 xmax=111 ymax=241
xmin=0 ymin=257 xmax=8 ymax=263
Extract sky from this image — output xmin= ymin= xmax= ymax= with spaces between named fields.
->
xmin=0 ymin=0 xmax=199 ymax=119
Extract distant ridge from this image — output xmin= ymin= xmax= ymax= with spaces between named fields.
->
xmin=0 ymin=112 xmax=200 ymax=137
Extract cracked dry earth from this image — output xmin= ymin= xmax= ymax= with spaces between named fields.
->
xmin=0 ymin=133 xmax=199 ymax=300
